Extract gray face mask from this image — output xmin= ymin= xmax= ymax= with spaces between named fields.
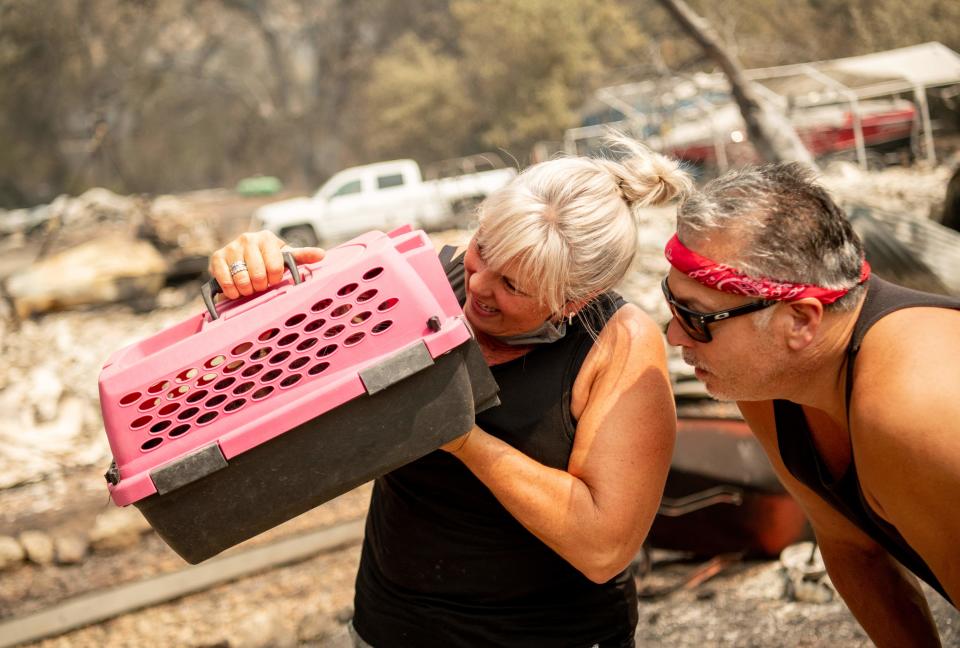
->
xmin=491 ymin=318 xmax=568 ymax=346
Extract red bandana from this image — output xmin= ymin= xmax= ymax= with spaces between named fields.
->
xmin=664 ymin=234 xmax=870 ymax=304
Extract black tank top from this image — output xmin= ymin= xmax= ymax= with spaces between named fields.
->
xmin=353 ymin=249 xmax=636 ymax=647
xmin=775 ymin=276 xmax=959 ymax=605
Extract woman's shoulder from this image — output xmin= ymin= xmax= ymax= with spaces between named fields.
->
xmin=590 ymin=303 xmax=666 ymax=366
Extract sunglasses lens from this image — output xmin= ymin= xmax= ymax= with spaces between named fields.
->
xmin=676 ymin=308 xmax=710 ymax=343
xmin=662 ymin=278 xmax=711 ymax=343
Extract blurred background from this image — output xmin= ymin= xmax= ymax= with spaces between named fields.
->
xmin=1 ymin=1 xmax=959 ymax=646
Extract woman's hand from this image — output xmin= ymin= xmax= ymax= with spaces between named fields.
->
xmin=208 ymin=230 xmax=325 ymax=300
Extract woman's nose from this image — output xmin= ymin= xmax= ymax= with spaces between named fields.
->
xmin=467 ymin=267 xmax=492 ymax=295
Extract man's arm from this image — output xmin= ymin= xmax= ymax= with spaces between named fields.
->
xmin=738 ymin=400 xmax=942 ymax=648
xmin=853 ymin=305 xmax=960 ymax=607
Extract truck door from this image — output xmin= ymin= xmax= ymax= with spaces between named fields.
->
xmin=322 ymin=177 xmax=367 ymax=242
xmin=369 ymin=170 xmax=418 ymax=231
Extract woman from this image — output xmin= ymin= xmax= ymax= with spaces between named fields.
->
xmin=210 ymin=137 xmax=690 ymax=647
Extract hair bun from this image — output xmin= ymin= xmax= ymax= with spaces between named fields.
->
xmin=601 ymin=133 xmax=692 ymax=208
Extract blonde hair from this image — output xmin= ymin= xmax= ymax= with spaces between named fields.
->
xmin=476 ymin=135 xmax=692 ymax=318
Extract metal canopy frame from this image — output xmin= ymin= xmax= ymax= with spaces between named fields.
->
xmin=568 ymin=42 xmax=960 ymax=170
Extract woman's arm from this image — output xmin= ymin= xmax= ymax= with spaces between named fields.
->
xmin=446 ymin=304 xmax=676 ymax=583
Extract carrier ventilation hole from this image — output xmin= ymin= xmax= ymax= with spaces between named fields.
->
xmin=214 ymin=377 xmax=236 ymax=391
xmin=344 ymin=332 xmax=365 ymax=347
xmin=120 ymin=392 xmax=142 ymax=406
xmin=377 ymin=298 xmax=399 ymax=312
xmin=308 ymin=362 xmax=330 ymax=376
xmin=197 ymin=372 xmax=218 ymax=387
xmin=277 ymin=333 xmax=299 ymax=347
xmin=232 ymin=341 xmax=253 ymax=356
xmin=234 ymin=381 xmax=256 ymax=395
xmin=296 ymin=337 xmax=318 ymax=352
xmin=280 ymin=374 xmax=302 ymax=388
xmin=224 ymin=399 xmax=246 ymax=412
xmin=330 ymin=304 xmax=353 ymax=318
xmin=323 ymin=324 xmax=345 ymax=338
xmin=252 ymin=386 xmax=274 ymax=400
xmin=196 ymin=411 xmax=218 ymax=425
xmin=205 ymin=394 xmax=227 ymax=408
xmin=205 ymin=355 xmax=226 ymax=369
xmin=371 ymin=320 xmax=394 ymax=334
xmin=168 ymin=424 xmax=190 ymax=438
xmin=167 ymin=385 xmax=189 ymax=400
xmin=176 ymin=368 xmax=199 ymax=382
xmin=305 ymin=318 xmax=326 ymax=333
xmin=337 ymin=283 xmax=359 ymax=297
xmin=262 ymin=369 xmax=283 ymax=382
xmin=311 ymin=298 xmax=333 ymax=312
xmin=141 ymin=438 xmax=163 ymax=452
xmin=289 ymin=357 xmax=310 ymax=370
xmin=138 ymin=398 xmax=160 ymax=412
xmin=223 ymin=360 xmax=244 ymax=374
xmin=147 ymin=381 xmax=168 ymax=394
xmin=251 ymin=346 xmax=272 ymax=361
xmin=285 ymin=313 xmax=307 ymax=327
xmin=131 ymin=415 xmax=152 ymax=429
xmin=317 ymin=344 xmax=338 ymax=357
xmin=259 ymin=328 xmax=280 ymax=342
xmin=269 ymin=351 xmax=291 ymax=365
xmin=351 ymin=311 xmax=372 ymax=325
xmin=158 ymin=403 xmax=180 ymax=417
xmin=186 ymin=389 xmax=209 ymax=404
xmin=150 ymin=420 xmax=171 ymax=434
xmin=362 ymin=267 xmax=384 ymax=281
xmin=241 ymin=364 xmax=264 ymax=378
xmin=177 ymin=407 xmax=200 ymax=421
xmin=356 ymin=289 xmax=378 ymax=303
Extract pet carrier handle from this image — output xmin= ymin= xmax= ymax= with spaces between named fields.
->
xmin=201 ymin=250 xmax=302 ymax=321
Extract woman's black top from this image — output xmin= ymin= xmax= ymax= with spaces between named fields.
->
xmin=353 ymin=248 xmax=637 ymax=647
xmin=775 ymin=276 xmax=959 ymax=605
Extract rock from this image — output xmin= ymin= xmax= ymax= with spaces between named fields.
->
xmin=0 ymin=534 xmax=25 ymax=570
xmin=54 ymin=533 xmax=89 ymax=564
xmin=28 ymin=365 xmax=64 ymax=423
xmin=226 ymin=609 xmax=298 ymax=648
xmin=5 ymin=234 xmax=167 ymax=318
xmin=89 ymin=506 xmax=152 ymax=553
xmin=19 ymin=530 xmax=55 ymax=565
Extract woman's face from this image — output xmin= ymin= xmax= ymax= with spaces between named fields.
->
xmin=462 ymin=236 xmax=555 ymax=337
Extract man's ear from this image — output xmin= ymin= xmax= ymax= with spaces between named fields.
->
xmin=782 ymin=298 xmax=823 ymax=350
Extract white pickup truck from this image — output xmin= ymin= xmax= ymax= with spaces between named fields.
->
xmin=251 ymin=154 xmax=517 ymax=247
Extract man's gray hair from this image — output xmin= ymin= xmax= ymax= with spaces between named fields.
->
xmin=676 ymin=163 xmax=866 ymax=311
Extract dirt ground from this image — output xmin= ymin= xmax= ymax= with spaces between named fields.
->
xmin=2 ymin=167 xmax=959 ymax=647
xmin=2 ymin=464 xmax=956 ymax=647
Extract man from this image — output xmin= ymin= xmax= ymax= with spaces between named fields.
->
xmin=661 ymin=163 xmax=959 ymax=647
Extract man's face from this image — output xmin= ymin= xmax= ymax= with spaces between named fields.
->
xmin=664 ymin=266 xmax=789 ymax=402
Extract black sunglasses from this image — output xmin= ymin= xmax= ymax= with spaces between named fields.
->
xmin=661 ymin=277 xmax=777 ymax=343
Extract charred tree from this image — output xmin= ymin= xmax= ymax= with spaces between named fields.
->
xmin=654 ymin=0 xmax=817 ymax=169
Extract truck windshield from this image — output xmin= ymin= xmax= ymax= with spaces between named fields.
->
xmin=331 ymin=180 xmax=362 ymax=198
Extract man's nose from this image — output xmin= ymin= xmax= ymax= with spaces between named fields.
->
xmin=664 ymin=318 xmax=694 ymax=348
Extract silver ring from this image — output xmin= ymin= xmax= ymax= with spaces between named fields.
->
xmin=229 ymin=261 xmax=248 ymax=276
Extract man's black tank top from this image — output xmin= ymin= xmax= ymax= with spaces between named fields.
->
xmin=775 ymin=276 xmax=959 ymax=605
xmin=353 ymin=249 xmax=637 ymax=647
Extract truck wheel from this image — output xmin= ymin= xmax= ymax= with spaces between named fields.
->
xmin=280 ymin=225 xmax=319 ymax=248
xmin=450 ymin=197 xmax=484 ymax=229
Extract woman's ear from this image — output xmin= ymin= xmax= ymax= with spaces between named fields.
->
xmin=782 ymin=298 xmax=824 ymax=351
xmin=562 ymin=298 xmax=591 ymax=323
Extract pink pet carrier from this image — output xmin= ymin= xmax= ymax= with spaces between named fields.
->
xmin=99 ymin=226 xmax=498 ymax=563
